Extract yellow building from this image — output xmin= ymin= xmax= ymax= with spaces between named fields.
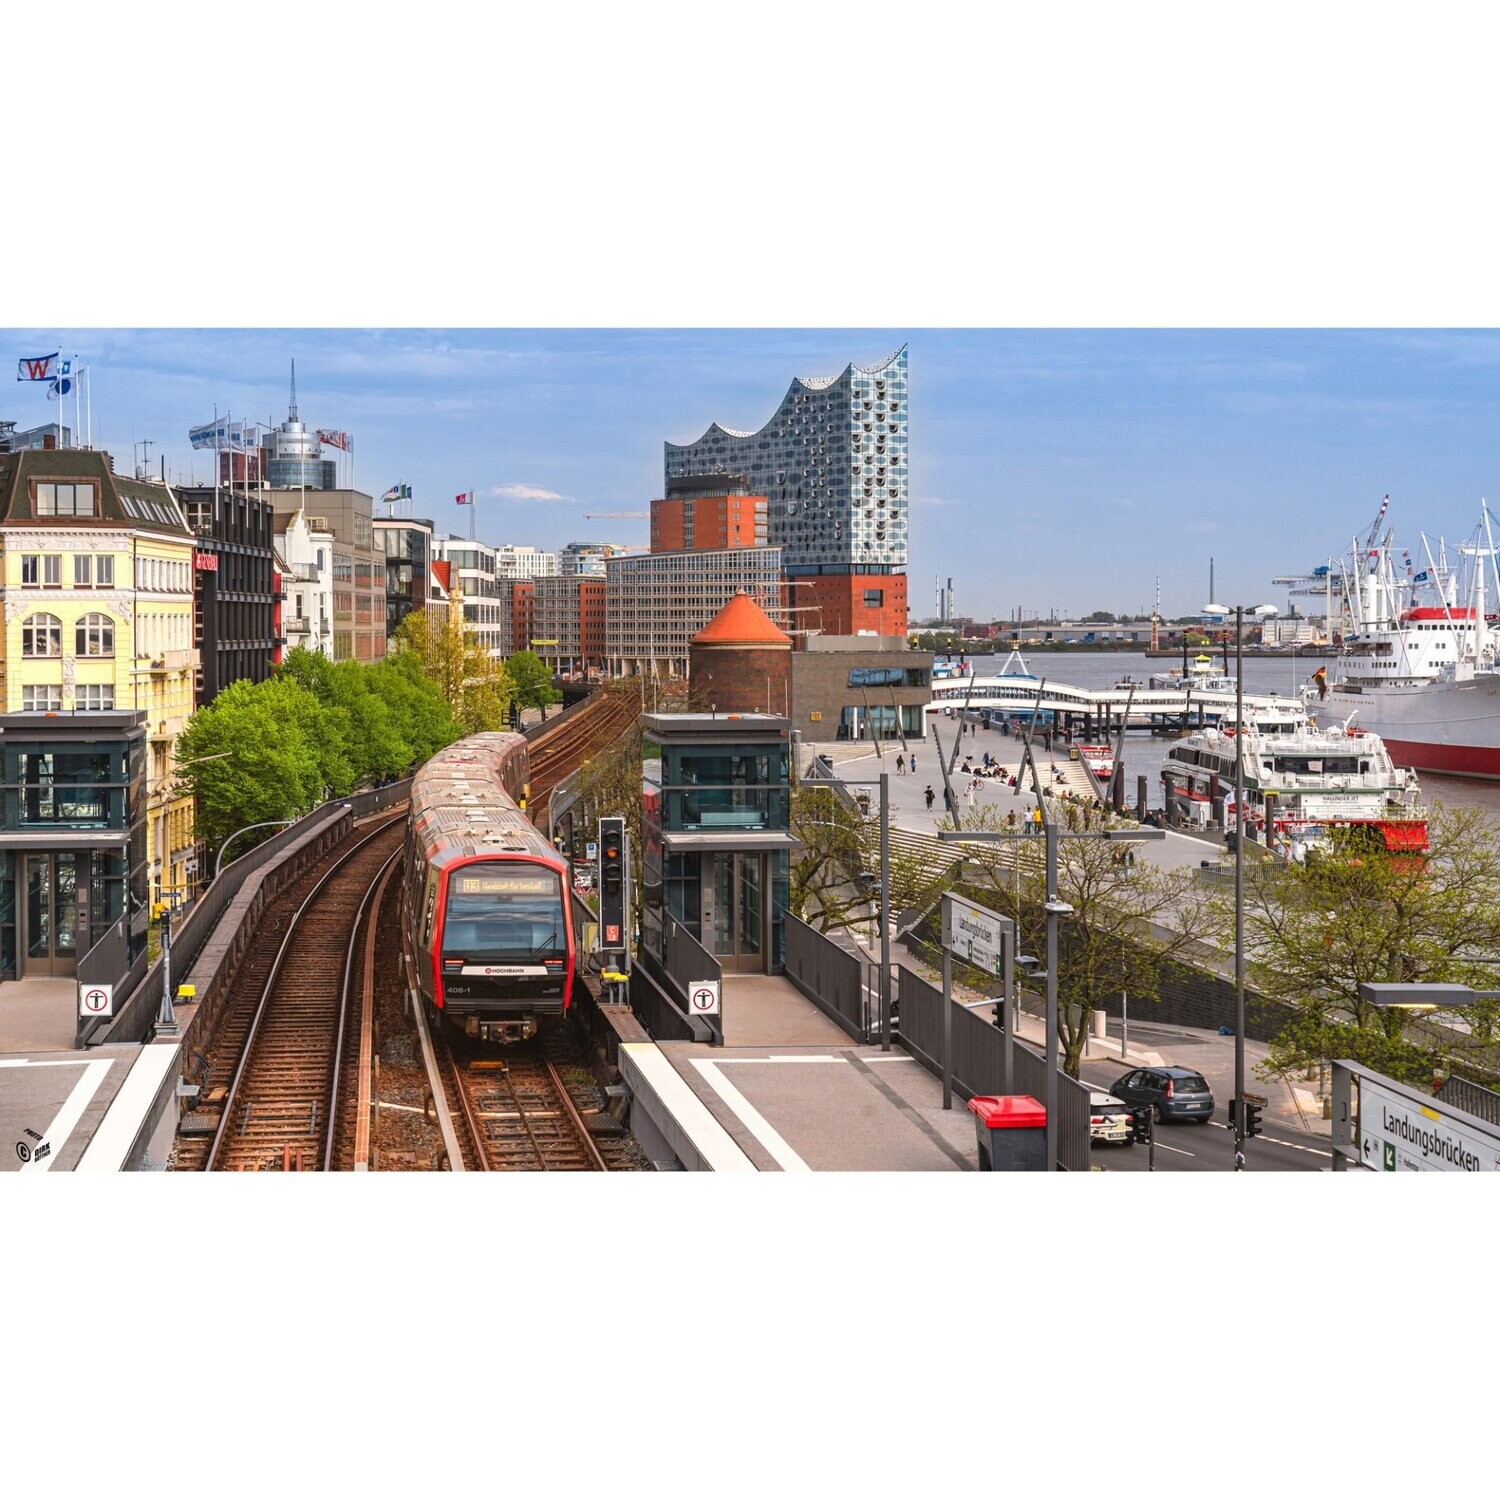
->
xmin=0 ymin=448 xmax=199 ymax=912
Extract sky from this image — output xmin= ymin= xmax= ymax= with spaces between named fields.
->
xmin=8 ymin=326 xmax=1500 ymax=620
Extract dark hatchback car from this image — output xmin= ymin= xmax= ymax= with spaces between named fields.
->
xmin=1109 ymin=1067 xmax=1215 ymax=1124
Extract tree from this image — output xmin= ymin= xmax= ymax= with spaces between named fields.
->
xmin=942 ymin=801 xmax=1211 ymax=1077
xmin=508 ymin=648 xmax=560 ymax=721
xmin=176 ymin=677 xmax=347 ymax=851
xmin=392 ymin=610 xmax=514 ymax=735
xmin=1210 ymin=807 xmax=1500 ymax=1087
xmin=1083 ymin=610 xmax=1117 ymax=623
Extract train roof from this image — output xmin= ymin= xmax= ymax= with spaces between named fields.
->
xmin=410 ymin=732 xmax=564 ymax=870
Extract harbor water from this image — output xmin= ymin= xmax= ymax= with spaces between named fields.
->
xmin=943 ymin=651 xmax=1500 ymax=818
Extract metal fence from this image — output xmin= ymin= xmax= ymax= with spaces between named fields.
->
xmin=79 ymin=781 xmax=411 ymax=1049
xmin=628 ymin=958 xmax=699 ymax=1043
xmin=896 ymin=965 xmax=1092 ymax=1170
xmin=783 ymin=910 xmax=869 ymax=1042
xmin=1436 ymin=1073 xmax=1500 ymax=1127
xmin=664 ymin=915 xmax=720 ymax=1002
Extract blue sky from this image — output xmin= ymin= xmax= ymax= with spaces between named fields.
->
xmin=8 ymin=327 xmax=1500 ymax=619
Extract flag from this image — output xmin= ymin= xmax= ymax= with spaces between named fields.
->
xmin=1312 ymin=666 xmax=1327 ymax=701
xmin=455 ymin=490 xmax=471 ymax=505
xmin=1412 ymin=569 xmax=1430 ymax=584
xmin=189 ymin=416 xmax=256 ymax=450
xmin=317 ymin=428 xmax=350 ymax=452
xmin=381 ymin=483 xmax=411 ymax=503
xmin=17 ymin=352 xmax=59 ymax=382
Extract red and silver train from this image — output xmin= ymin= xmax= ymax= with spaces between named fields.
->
xmin=400 ymin=732 xmax=576 ymax=1043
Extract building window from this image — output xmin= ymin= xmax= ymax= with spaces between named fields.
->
xmin=21 ymin=613 xmax=62 ymax=657
xmin=74 ymin=684 xmax=116 ymax=710
xmin=35 ymin=482 xmax=97 ymax=517
xmin=76 ymin=613 xmax=116 ymax=657
xmin=21 ymin=554 xmax=62 ymax=587
xmin=863 ymin=589 xmax=884 ymax=608
xmin=97 ymin=555 xmax=113 ymax=587
xmin=21 ymin=685 xmax=62 ymax=712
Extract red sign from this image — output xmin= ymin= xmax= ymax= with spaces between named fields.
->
xmin=194 ymin=551 xmax=218 ymax=572
xmin=606 ymin=924 xmax=620 ymax=944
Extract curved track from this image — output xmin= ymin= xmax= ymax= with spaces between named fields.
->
xmin=526 ymin=689 xmax=641 ymax=822
xmin=202 ymin=820 xmax=404 ymax=1172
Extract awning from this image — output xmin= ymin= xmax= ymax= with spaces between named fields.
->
xmin=661 ymin=830 xmax=803 ymax=853
xmin=0 ymin=830 xmax=131 ymax=850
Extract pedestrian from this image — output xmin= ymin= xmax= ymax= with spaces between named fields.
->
xmin=910 ymin=752 xmax=917 ymax=773
xmin=896 ymin=752 xmax=906 ymax=776
xmin=965 ymin=781 xmax=976 ymax=812
xmin=944 ymin=785 xmax=955 ymax=814
xmin=1006 ymin=808 xmax=1017 ymax=830
xmin=924 ymin=784 xmax=935 ymax=812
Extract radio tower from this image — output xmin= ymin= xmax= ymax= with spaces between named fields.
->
xmin=288 ymin=358 xmax=298 ymax=422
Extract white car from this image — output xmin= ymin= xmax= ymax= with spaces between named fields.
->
xmin=1089 ymin=1090 xmax=1135 ymax=1146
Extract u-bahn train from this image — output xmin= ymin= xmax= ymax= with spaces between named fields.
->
xmin=400 ymin=732 xmax=576 ymax=1043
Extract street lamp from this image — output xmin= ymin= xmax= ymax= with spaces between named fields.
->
xmin=940 ymin=823 xmax=1165 ymax=1168
xmin=1359 ymin=983 xmax=1500 ymax=1008
xmin=214 ymin=817 xmax=298 ymax=881
xmin=1202 ymin=599 xmax=1277 ymax=1171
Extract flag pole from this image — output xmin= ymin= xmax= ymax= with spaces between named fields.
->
xmin=84 ymin=364 xmax=92 ymax=449
xmin=214 ymin=403 xmax=220 ymax=502
xmin=73 ymin=356 xmax=80 ymax=450
xmin=471 ymin=484 xmax=476 ymax=542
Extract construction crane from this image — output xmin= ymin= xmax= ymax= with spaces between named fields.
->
xmin=582 ymin=511 xmax=648 ymax=520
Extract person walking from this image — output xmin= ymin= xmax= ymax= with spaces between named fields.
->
xmin=924 ymin=784 xmax=935 ymax=812
xmin=909 ymin=752 xmax=917 ymax=774
xmin=896 ymin=752 xmax=906 ymax=776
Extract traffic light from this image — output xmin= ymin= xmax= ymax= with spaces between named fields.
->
xmin=597 ymin=816 xmax=629 ymax=957
xmin=1244 ymin=1099 xmax=1264 ymax=1139
xmin=1131 ymin=1109 xmax=1151 ymax=1143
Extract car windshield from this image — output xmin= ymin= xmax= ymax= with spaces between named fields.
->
xmin=1172 ymin=1073 xmax=1210 ymax=1093
xmin=443 ymin=863 xmax=565 ymax=961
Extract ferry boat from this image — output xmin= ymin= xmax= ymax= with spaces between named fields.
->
xmin=1148 ymin=654 xmax=1236 ymax=695
xmin=1313 ymin=503 xmax=1500 ymax=779
xmin=1161 ymin=704 xmax=1427 ymax=860
xmin=1075 ymin=743 xmax=1115 ymax=781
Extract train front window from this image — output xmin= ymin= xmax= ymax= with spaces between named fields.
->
xmin=442 ymin=865 xmax=565 ymax=961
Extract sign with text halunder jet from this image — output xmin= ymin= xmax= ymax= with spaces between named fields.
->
xmin=941 ymin=894 xmax=1010 ymax=978
xmin=1360 ymin=1078 xmax=1500 ymax=1172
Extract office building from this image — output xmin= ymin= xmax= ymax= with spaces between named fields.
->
xmin=264 ymin=364 xmax=336 ymax=491
xmin=664 ymin=345 xmax=909 ymax=634
xmin=494 ymin=544 xmax=559 ymax=580
xmin=275 ymin=510 xmax=335 ymax=658
xmin=0 ymin=448 xmax=200 ymax=913
xmin=435 ymin=535 xmax=509 ymax=657
xmin=650 ymin=492 xmax=767 ymax=553
xmin=0 ymin=421 xmax=75 ymax=453
xmin=789 ymin=635 xmax=932 ymax=741
xmin=531 ymin=574 xmax=606 ymax=676
xmin=559 ymin=541 xmax=629 ymax=577
xmin=266 ymin=489 xmax=384 ymax=662
xmin=175 ymin=485 xmax=278 ymax=706
xmin=605 ymin=546 xmax=786 ymax=678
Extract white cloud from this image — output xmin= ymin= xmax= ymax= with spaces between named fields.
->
xmin=490 ymin=483 xmax=571 ymax=502
xmin=911 ymin=494 xmax=951 ymax=507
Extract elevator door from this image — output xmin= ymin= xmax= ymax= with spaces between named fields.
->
xmin=707 ymin=852 xmax=765 ymax=972
xmin=24 ymin=852 xmax=79 ymax=977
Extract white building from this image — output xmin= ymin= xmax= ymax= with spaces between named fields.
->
xmin=436 ymin=535 xmax=509 ymax=657
xmin=276 ymin=508 xmax=335 ymax=657
xmin=494 ymin=544 xmax=559 ymax=580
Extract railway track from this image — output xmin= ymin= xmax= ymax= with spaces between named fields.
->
xmin=421 ymin=1021 xmax=649 ymax=1170
xmin=198 ymin=819 xmax=405 ymax=1172
xmin=526 ymin=689 xmax=641 ymax=821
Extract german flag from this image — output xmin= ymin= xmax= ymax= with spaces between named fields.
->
xmin=1312 ymin=666 xmax=1328 ymax=700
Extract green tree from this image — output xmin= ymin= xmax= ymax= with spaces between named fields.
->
xmin=1212 ymin=807 xmax=1500 ymax=1087
xmin=944 ymin=801 xmax=1210 ymax=1077
xmin=176 ymin=677 xmax=346 ymax=851
xmin=508 ymin=648 xmax=560 ymax=721
xmin=366 ymin=652 xmax=463 ymax=764
xmin=392 ymin=610 xmax=514 ymax=734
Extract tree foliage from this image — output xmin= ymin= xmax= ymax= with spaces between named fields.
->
xmin=391 ymin=610 xmax=514 ymax=734
xmin=508 ymin=649 xmax=560 ymax=720
xmin=942 ymin=801 xmax=1210 ymax=1077
xmin=1210 ymin=805 xmax=1500 ymax=1087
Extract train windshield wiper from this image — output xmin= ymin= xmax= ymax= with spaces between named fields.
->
xmin=528 ymin=930 xmax=559 ymax=963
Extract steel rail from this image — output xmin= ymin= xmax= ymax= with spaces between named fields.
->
xmin=203 ymin=816 xmax=404 ymax=1172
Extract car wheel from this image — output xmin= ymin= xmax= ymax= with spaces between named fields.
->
xmin=1123 ymin=1136 xmax=1135 ymax=1147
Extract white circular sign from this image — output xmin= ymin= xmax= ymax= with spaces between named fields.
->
xmin=79 ymin=984 xmax=114 ymax=1017
xmin=690 ymin=984 xmax=720 ymax=1015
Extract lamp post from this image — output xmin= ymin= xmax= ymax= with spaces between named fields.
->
xmin=215 ymin=817 xmax=297 ymax=881
xmin=1202 ymin=599 xmax=1277 ymax=1170
xmin=940 ymin=824 xmax=1165 ymax=1168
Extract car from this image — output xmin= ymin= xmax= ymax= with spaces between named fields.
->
xmin=1089 ymin=1091 xmax=1134 ymax=1146
xmin=1108 ymin=1066 xmax=1215 ymax=1124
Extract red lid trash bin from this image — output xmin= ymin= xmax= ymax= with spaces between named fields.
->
xmin=968 ymin=1095 xmax=1047 ymax=1171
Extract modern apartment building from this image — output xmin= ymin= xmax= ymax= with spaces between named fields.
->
xmin=493 ymin=544 xmax=559 ymax=580
xmin=175 ymin=485 xmax=278 ymax=706
xmin=266 ymin=489 xmax=384 ymax=662
xmin=604 ymin=545 xmax=787 ymax=678
xmin=559 ymin=541 xmax=629 ymax=576
xmin=0 ymin=448 xmax=200 ymax=918
xmin=531 ymin=574 xmax=606 ymax=675
xmin=435 ymin=535 xmax=509 ymax=657
xmin=664 ymin=345 xmax=909 ymax=634
xmin=374 ymin=516 xmax=434 ymax=639
xmin=650 ymin=491 xmax=767 ymax=553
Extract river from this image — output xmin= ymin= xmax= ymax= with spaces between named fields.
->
xmin=939 ymin=650 xmax=1500 ymax=818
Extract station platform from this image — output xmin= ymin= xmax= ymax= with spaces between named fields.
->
xmin=622 ymin=973 xmax=981 ymax=1171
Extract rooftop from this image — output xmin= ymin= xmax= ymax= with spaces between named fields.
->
xmin=691 ymin=591 xmax=792 ymax=648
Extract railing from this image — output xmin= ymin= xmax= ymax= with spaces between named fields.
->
xmin=1436 ymin=1073 xmax=1500 ymax=1127
xmin=664 ymin=914 xmax=720 ymax=1002
xmin=896 ymin=965 xmax=1091 ymax=1170
xmin=782 ymin=909 xmax=868 ymax=1041
xmin=78 ymin=779 xmax=412 ymax=1048
xmin=659 ymin=785 xmax=789 ymax=831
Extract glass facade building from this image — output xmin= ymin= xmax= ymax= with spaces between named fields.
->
xmin=663 ymin=346 xmax=908 ymax=579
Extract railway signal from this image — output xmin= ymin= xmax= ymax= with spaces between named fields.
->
xmin=597 ymin=816 xmax=630 ymax=966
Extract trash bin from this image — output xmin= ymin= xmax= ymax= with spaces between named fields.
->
xmin=968 ymin=1094 xmax=1047 ymax=1171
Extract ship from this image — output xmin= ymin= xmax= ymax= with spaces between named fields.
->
xmin=1161 ymin=702 xmax=1427 ymax=860
xmin=1308 ymin=501 xmax=1500 ymax=779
